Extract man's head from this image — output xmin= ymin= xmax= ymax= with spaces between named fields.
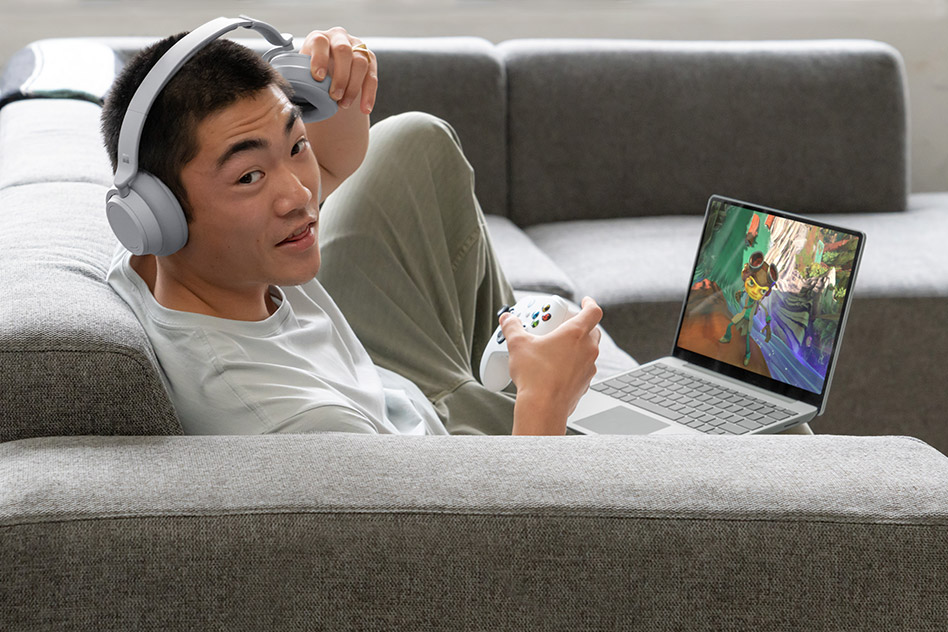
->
xmin=102 ymin=33 xmax=324 ymax=305
xmin=100 ymin=34 xmax=293 ymax=221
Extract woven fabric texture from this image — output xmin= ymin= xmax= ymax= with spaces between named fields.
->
xmin=3 ymin=434 xmax=947 ymax=630
xmin=502 ymin=39 xmax=908 ymax=225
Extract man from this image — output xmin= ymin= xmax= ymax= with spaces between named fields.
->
xmin=102 ymin=25 xmax=603 ymax=436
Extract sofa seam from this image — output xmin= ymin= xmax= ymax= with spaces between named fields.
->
xmin=2 ymin=509 xmax=945 ymax=530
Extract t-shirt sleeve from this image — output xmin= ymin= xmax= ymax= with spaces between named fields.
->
xmin=266 ymin=404 xmax=383 ymax=435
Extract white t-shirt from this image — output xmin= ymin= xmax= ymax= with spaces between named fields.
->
xmin=107 ymin=248 xmax=447 ymax=436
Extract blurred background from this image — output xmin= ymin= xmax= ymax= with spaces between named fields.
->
xmin=0 ymin=0 xmax=945 ymax=192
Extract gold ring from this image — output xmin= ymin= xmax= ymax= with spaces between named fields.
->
xmin=351 ymin=42 xmax=371 ymax=58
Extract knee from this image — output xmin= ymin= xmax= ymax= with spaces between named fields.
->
xmin=369 ymin=111 xmax=468 ymax=167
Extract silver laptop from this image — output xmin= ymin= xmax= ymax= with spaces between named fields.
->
xmin=568 ymin=195 xmax=866 ymax=436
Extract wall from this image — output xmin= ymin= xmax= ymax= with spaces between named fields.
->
xmin=1 ymin=0 xmax=945 ymax=192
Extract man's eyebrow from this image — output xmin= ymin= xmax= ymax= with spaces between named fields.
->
xmin=214 ymin=106 xmax=304 ymax=171
xmin=285 ymin=105 xmax=301 ymax=135
xmin=215 ymin=138 xmax=268 ymax=171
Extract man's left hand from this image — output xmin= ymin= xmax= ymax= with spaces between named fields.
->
xmin=300 ymin=27 xmax=378 ymax=115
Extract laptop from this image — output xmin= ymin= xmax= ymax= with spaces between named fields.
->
xmin=568 ymin=194 xmax=866 ymax=436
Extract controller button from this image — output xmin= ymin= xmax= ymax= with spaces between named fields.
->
xmin=496 ymin=330 xmax=506 ymax=344
xmin=532 ymin=320 xmax=540 ymax=328
xmin=542 ymin=313 xmax=552 ymax=322
xmin=496 ymin=305 xmax=510 ymax=318
xmin=532 ymin=311 xmax=540 ymax=319
xmin=543 ymin=304 xmax=551 ymax=312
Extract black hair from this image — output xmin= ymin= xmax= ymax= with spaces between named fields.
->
xmin=100 ymin=34 xmax=293 ymax=221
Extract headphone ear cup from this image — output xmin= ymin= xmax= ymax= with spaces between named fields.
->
xmin=269 ymin=52 xmax=338 ymax=123
xmin=106 ymin=171 xmax=188 ymax=256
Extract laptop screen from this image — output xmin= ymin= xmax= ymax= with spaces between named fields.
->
xmin=673 ymin=196 xmax=864 ymax=407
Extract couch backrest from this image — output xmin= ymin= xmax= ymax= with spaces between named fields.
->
xmin=500 ymin=39 xmax=909 ymax=225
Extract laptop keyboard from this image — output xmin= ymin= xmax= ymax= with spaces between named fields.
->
xmin=590 ymin=364 xmax=797 ymax=435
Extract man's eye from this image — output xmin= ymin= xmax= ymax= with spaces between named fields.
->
xmin=238 ymin=171 xmax=263 ymax=185
xmin=747 ymin=278 xmax=758 ymax=288
xmin=291 ymin=138 xmax=308 ymax=156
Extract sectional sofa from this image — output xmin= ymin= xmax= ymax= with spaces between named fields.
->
xmin=1 ymin=35 xmax=946 ymax=629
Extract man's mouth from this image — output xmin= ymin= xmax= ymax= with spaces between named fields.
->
xmin=277 ymin=220 xmax=317 ymax=246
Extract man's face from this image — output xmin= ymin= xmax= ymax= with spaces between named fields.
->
xmin=177 ymin=85 xmax=322 ymax=291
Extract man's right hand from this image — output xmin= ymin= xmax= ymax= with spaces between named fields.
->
xmin=503 ymin=297 xmax=603 ymax=435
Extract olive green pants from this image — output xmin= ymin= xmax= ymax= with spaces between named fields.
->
xmin=317 ymin=112 xmax=518 ymax=435
xmin=317 ymin=112 xmax=812 ymax=437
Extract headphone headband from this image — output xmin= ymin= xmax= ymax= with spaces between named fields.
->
xmin=113 ymin=15 xmax=294 ymax=192
xmin=106 ymin=15 xmax=334 ymax=256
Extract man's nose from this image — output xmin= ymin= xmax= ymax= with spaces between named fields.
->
xmin=274 ymin=163 xmax=314 ymax=215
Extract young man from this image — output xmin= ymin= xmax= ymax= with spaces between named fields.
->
xmin=102 ymin=26 xmax=603 ymax=436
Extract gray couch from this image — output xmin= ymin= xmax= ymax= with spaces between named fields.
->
xmin=1 ymin=36 xmax=946 ymax=629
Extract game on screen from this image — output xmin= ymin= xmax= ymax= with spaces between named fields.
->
xmin=677 ymin=200 xmax=860 ymax=394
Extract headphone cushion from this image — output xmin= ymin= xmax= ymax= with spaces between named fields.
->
xmin=106 ymin=172 xmax=188 ymax=256
xmin=269 ymin=52 xmax=337 ymax=123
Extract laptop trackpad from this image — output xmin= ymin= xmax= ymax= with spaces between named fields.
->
xmin=580 ymin=406 xmax=669 ymax=434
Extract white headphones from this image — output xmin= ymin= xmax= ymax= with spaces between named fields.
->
xmin=106 ymin=15 xmax=336 ymax=256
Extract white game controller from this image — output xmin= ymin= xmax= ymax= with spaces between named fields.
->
xmin=479 ymin=295 xmax=580 ymax=391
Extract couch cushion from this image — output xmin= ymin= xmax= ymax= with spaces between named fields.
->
xmin=0 ymin=99 xmax=113 ymax=189
xmin=0 ymin=181 xmax=182 ymax=441
xmin=526 ymin=193 xmax=948 ymax=307
xmin=484 ymin=214 xmax=577 ymax=299
xmin=0 ymin=99 xmax=181 ymax=441
xmin=526 ymin=214 xmax=706 ymax=305
xmin=502 ymin=39 xmax=908 ymax=225
xmin=3 ymin=434 xmax=947 ymax=629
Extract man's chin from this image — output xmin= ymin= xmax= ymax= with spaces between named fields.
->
xmin=276 ymin=260 xmax=321 ymax=287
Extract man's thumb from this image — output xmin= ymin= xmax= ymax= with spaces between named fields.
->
xmin=499 ymin=313 xmax=523 ymax=339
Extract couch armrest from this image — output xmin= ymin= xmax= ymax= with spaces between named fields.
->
xmin=0 ymin=98 xmax=182 ymax=441
xmin=3 ymin=434 xmax=946 ymax=629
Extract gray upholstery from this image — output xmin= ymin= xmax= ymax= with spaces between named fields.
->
xmin=485 ymin=215 xmax=577 ymax=299
xmin=2 ymin=35 xmax=947 ymax=629
xmin=501 ymin=39 xmax=908 ymax=225
xmin=3 ymin=434 xmax=947 ymax=629
xmin=525 ymin=194 xmax=948 ymax=305
xmin=0 ymin=99 xmax=181 ymax=441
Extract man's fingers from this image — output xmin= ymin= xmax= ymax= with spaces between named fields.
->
xmin=302 ymin=32 xmax=332 ymax=81
xmin=327 ymin=30 xmax=354 ymax=101
xmin=571 ymin=297 xmax=604 ymax=332
xmin=499 ymin=312 xmax=526 ymax=342
xmin=359 ymin=54 xmax=379 ymax=114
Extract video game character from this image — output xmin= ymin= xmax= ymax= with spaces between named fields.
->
xmin=718 ymin=251 xmax=779 ymax=366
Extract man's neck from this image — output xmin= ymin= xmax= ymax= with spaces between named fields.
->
xmin=130 ymin=254 xmax=277 ymax=321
